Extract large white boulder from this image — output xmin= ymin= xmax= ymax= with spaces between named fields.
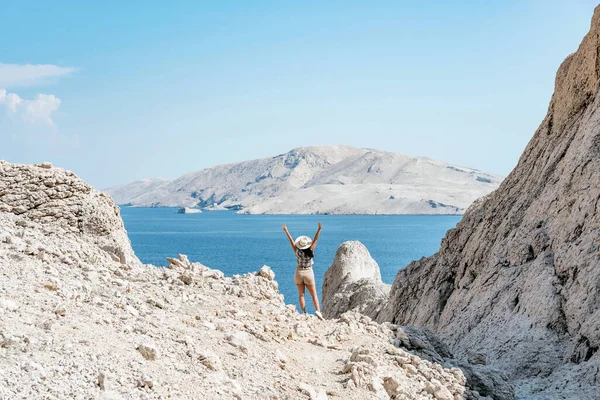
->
xmin=321 ymin=241 xmax=389 ymax=319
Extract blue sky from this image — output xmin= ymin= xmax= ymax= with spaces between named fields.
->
xmin=0 ymin=1 xmax=598 ymax=188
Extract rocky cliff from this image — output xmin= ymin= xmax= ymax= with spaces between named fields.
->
xmin=0 ymin=161 xmax=139 ymax=266
xmin=105 ymin=145 xmax=502 ymax=215
xmin=0 ymin=160 xmax=513 ymax=399
xmin=323 ymin=6 xmax=600 ymax=400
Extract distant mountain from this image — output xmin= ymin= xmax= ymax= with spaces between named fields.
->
xmin=104 ymin=145 xmax=503 ymax=215
xmin=105 ymin=178 xmax=171 ymax=206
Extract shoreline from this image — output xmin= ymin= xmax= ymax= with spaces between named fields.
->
xmin=116 ymin=205 xmax=466 ymax=217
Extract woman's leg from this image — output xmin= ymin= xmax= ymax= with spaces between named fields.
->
xmin=296 ymin=283 xmax=306 ymax=313
xmin=305 ymin=283 xmax=321 ymax=312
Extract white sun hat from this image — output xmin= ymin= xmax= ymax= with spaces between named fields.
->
xmin=294 ymin=236 xmax=312 ymax=250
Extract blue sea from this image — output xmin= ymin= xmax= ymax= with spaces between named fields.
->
xmin=120 ymin=208 xmax=460 ymax=312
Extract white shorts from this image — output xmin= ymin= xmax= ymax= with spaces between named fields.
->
xmin=294 ymin=268 xmax=315 ymax=285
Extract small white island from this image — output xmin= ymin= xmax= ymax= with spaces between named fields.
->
xmin=176 ymin=207 xmax=202 ymax=214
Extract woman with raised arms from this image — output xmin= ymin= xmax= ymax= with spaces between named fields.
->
xmin=282 ymin=222 xmax=324 ymax=320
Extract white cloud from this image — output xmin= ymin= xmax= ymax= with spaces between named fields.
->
xmin=0 ymin=63 xmax=77 ymax=88
xmin=0 ymin=89 xmax=62 ymax=126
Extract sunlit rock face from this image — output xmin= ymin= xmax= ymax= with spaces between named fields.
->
xmin=321 ymin=7 xmax=600 ymax=399
xmin=0 ymin=160 xmax=140 ymax=266
xmin=377 ymin=7 xmax=600 ymax=399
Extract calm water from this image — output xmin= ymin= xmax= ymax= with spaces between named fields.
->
xmin=120 ymin=208 xmax=460 ymax=312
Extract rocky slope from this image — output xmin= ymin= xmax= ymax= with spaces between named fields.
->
xmin=0 ymin=161 xmax=514 ymax=399
xmin=322 ymin=6 xmax=600 ymax=400
xmin=105 ymin=146 xmax=502 ymax=215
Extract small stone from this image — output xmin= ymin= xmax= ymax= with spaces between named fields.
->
xmin=257 ymin=265 xmax=275 ymax=281
xmin=22 ymin=361 xmax=46 ymax=381
xmin=137 ymin=375 xmax=153 ymax=389
xmin=204 ymin=269 xmax=225 ymax=280
xmin=147 ymin=299 xmax=166 ymax=309
xmin=286 ymin=304 xmax=297 ymax=312
xmin=202 ymin=322 xmax=217 ymax=330
xmin=403 ymin=364 xmax=418 ymax=375
xmin=54 ymin=306 xmax=66 ymax=317
xmin=125 ymin=305 xmax=139 ymax=317
xmin=98 ymin=371 xmax=106 ymax=390
xmin=425 ymin=380 xmax=454 ymax=400
xmin=293 ymin=322 xmax=311 ymax=337
xmin=383 ymin=322 xmax=397 ymax=331
xmin=43 ymin=282 xmax=58 ymax=291
xmin=11 ymin=206 xmax=27 ymax=215
xmin=383 ymin=376 xmax=399 ymax=395
xmin=39 ymin=162 xmax=53 ymax=169
xmin=308 ymin=338 xmax=328 ymax=347
xmin=223 ymin=378 xmax=243 ymax=398
xmin=276 ymin=314 xmax=287 ymax=322
xmin=368 ymin=377 xmax=384 ymax=393
xmin=298 ymin=383 xmax=321 ymax=399
xmin=60 ymin=256 xmax=73 ymax=265
xmin=178 ymin=274 xmax=193 ymax=285
xmin=137 ymin=344 xmax=158 ymax=360
xmin=0 ymin=298 xmax=19 ymax=312
xmin=0 ymin=336 xmax=17 ymax=349
xmin=225 ymin=331 xmax=250 ymax=354
xmin=434 ymin=386 xmax=454 ymax=400
xmin=196 ymin=350 xmax=221 ymax=371
xmin=275 ymin=349 xmax=288 ymax=364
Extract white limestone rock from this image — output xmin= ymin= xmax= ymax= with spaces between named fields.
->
xmin=0 ymin=298 xmax=19 ymax=312
xmin=137 ymin=375 xmax=153 ymax=389
xmin=196 ymin=350 xmax=222 ymax=371
xmin=257 ymin=265 xmax=275 ymax=281
xmin=137 ymin=343 xmax=158 ymax=361
xmin=321 ymin=241 xmax=389 ymax=319
xmin=225 ymin=331 xmax=250 ymax=354
xmin=0 ymin=160 xmax=140 ymax=267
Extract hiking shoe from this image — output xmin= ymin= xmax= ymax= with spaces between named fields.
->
xmin=315 ymin=310 xmax=324 ymax=320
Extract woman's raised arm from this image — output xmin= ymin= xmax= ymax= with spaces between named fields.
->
xmin=310 ymin=222 xmax=322 ymax=251
xmin=282 ymin=224 xmax=296 ymax=251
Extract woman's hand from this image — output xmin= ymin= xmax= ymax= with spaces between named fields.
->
xmin=282 ymin=224 xmax=288 ymax=231
xmin=318 ymin=222 xmax=322 ymax=230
